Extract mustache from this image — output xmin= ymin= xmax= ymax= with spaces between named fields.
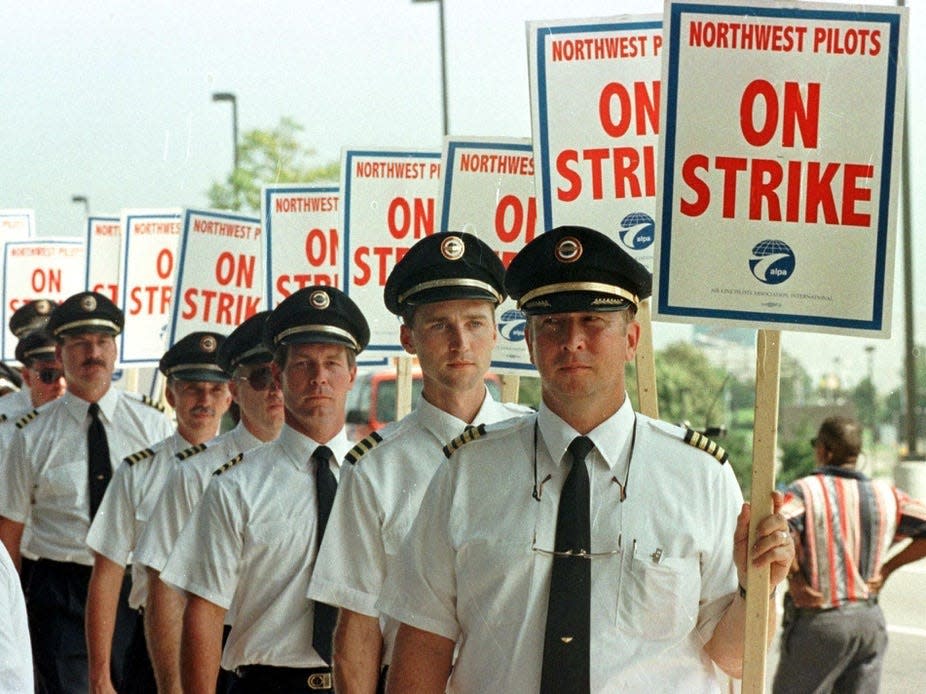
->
xmin=81 ymin=358 xmax=107 ymax=368
xmin=190 ymin=406 xmax=216 ymax=417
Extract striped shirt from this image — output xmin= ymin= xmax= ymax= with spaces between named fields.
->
xmin=782 ymin=466 xmax=926 ymax=608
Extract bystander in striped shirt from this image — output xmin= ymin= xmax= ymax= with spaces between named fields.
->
xmin=782 ymin=465 xmax=926 ymax=608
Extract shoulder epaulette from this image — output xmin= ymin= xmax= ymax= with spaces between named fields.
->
xmin=176 ymin=443 xmax=208 ymax=461
xmin=345 ymin=431 xmax=384 ymax=465
xmin=442 ymin=424 xmax=487 ymax=458
xmin=124 ymin=447 xmax=156 ymax=466
xmin=15 ymin=409 xmax=40 ymax=429
xmin=140 ymin=395 xmax=167 ymax=413
xmin=684 ymin=428 xmax=729 ymax=464
xmin=0 ymin=413 xmax=7 ymax=424
xmin=213 ymin=452 xmax=244 ymax=476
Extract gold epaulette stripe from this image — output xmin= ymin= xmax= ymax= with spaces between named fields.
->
xmin=124 ymin=448 xmax=156 ymax=466
xmin=442 ymin=424 xmax=487 ymax=458
xmin=213 ymin=453 xmax=244 ymax=476
xmin=176 ymin=443 xmax=208 ymax=461
xmin=15 ymin=410 xmax=40 ymax=429
xmin=684 ymin=429 xmax=729 ymax=464
xmin=345 ymin=431 xmax=384 ymax=465
xmin=141 ymin=395 xmax=166 ymax=412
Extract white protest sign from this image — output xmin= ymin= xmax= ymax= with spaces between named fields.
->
xmin=0 ymin=209 xmax=35 ymax=240
xmin=528 ymin=16 xmax=662 ymax=268
xmin=84 ymin=215 xmax=121 ymax=303
xmin=263 ymin=185 xmax=342 ymax=307
xmin=655 ymin=0 xmax=906 ymax=337
xmin=342 ymin=148 xmax=442 ymax=355
xmin=169 ymin=209 xmax=265 ymax=343
xmin=119 ymin=209 xmax=182 ymax=365
xmin=438 ymin=137 xmax=537 ymax=373
xmin=2 ymin=239 xmax=86 ymax=360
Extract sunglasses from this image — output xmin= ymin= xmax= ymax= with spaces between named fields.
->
xmin=236 ymin=366 xmax=275 ymax=391
xmin=38 ymin=368 xmax=64 ymax=385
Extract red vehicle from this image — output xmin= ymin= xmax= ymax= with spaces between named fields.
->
xmin=345 ymin=368 xmax=502 ymax=441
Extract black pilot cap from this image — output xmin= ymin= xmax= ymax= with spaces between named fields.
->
xmin=383 ymin=232 xmax=506 ymax=316
xmin=15 ymin=330 xmax=57 ymax=366
xmin=159 ymin=331 xmax=229 ymax=382
xmin=46 ymin=291 xmax=124 ymax=338
xmin=217 ymin=311 xmax=273 ymax=373
xmin=505 ymin=225 xmax=652 ymax=315
xmin=264 ymin=286 xmax=369 ymax=354
xmin=9 ymin=299 xmax=58 ymax=338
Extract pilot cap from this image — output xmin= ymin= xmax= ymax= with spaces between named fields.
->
xmin=159 ymin=331 xmax=229 ymax=382
xmin=46 ymin=292 xmax=124 ymax=338
xmin=9 ymin=299 xmax=58 ymax=338
xmin=15 ymin=330 xmax=57 ymax=366
xmin=383 ymin=232 xmax=506 ymax=315
xmin=217 ymin=311 xmax=273 ymax=373
xmin=264 ymin=286 xmax=369 ymax=354
xmin=505 ymin=226 xmax=652 ymax=315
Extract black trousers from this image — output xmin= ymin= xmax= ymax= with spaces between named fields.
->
xmin=27 ymin=559 xmax=137 ymax=694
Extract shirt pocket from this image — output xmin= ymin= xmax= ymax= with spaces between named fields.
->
xmin=616 ymin=550 xmax=701 ymax=641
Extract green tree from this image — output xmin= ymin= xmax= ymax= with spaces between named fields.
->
xmin=207 ymin=117 xmax=339 ymax=213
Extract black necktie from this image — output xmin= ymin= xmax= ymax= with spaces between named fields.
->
xmin=541 ymin=436 xmax=593 ymax=694
xmin=87 ymin=402 xmax=112 ymax=520
xmin=312 ymin=445 xmax=338 ymax=664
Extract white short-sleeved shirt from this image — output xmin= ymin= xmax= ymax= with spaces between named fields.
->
xmin=0 ymin=389 xmax=31 ymax=421
xmin=0 ymin=388 xmax=174 ymax=565
xmin=377 ymin=400 xmax=743 ymax=693
xmin=134 ymin=422 xmax=265 ymax=575
xmin=160 ymin=424 xmax=351 ymax=671
xmin=0 ymin=542 xmax=33 ymax=692
xmin=308 ymin=390 xmax=529 ymax=664
xmin=86 ymin=430 xmax=196 ymax=609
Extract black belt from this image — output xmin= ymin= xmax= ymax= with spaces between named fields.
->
xmin=235 ymin=665 xmax=332 ymax=690
xmin=791 ymin=595 xmax=878 ymax=616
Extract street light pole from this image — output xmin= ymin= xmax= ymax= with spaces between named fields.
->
xmin=413 ymin=0 xmax=449 ymax=136
xmin=212 ymin=92 xmax=239 ymax=170
xmin=71 ymin=195 xmax=89 ymax=216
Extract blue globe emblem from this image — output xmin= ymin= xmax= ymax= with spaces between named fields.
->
xmin=749 ymin=239 xmax=795 ymax=285
xmin=498 ymin=309 xmax=526 ymax=342
xmin=618 ymin=212 xmax=655 ymax=250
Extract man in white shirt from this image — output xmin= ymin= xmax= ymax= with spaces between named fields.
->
xmin=380 ymin=226 xmax=796 ymax=693
xmin=0 ymin=291 xmax=173 ymax=694
xmin=85 ymin=331 xmax=232 ymax=694
xmin=136 ymin=311 xmax=284 ymax=694
xmin=308 ymin=231 xmax=530 ymax=692
xmin=161 ymin=286 xmax=368 ymax=694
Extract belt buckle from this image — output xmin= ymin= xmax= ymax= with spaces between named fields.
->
xmin=307 ymin=672 xmax=332 ymax=690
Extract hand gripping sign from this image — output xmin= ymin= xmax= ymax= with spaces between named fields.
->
xmin=341 ymin=148 xmax=442 ymax=356
xmin=438 ymin=136 xmax=537 ymax=374
xmin=85 ymin=215 xmax=121 ymax=304
xmin=263 ymin=185 xmax=341 ymax=307
xmin=119 ymin=209 xmax=182 ymax=366
xmin=169 ymin=209 xmax=266 ymax=343
xmin=2 ymin=239 xmax=86 ymax=360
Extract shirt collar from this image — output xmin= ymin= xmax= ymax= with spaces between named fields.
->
xmin=816 ymin=465 xmax=869 ymax=481
xmin=537 ymin=395 xmax=635 ymax=473
xmin=65 ymin=385 xmax=117 ymax=422
xmin=230 ymin=421 xmax=264 ymax=452
xmin=278 ymin=423 xmax=351 ymax=471
xmin=415 ymin=386 xmax=497 ymax=444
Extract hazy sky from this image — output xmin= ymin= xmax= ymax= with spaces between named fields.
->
xmin=2 ymin=0 xmax=923 ymax=393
